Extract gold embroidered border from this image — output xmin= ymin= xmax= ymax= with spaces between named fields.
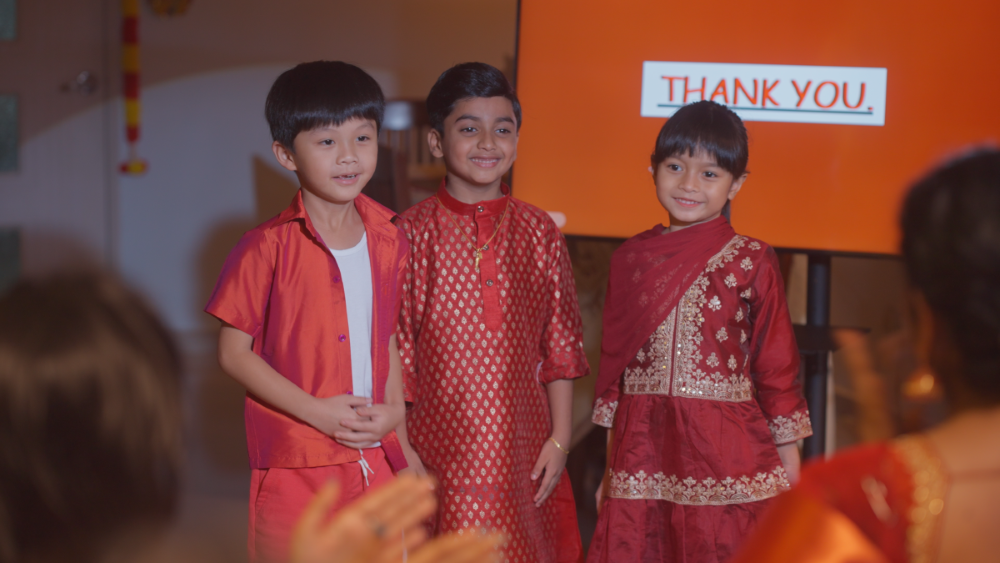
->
xmin=608 ymin=466 xmax=790 ymax=505
xmin=591 ymin=397 xmax=618 ymax=428
xmin=892 ymin=435 xmax=948 ymax=563
xmin=768 ymin=410 xmax=814 ymax=444
xmin=623 ymin=310 xmax=676 ymax=395
xmin=671 ymin=235 xmax=754 ymax=402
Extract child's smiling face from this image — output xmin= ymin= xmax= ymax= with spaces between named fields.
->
xmin=653 ymin=147 xmax=747 ymax=231
xmin=274 ymin=117 xmax=379 ymax=205
xmin=429 ymin=96 xmax=518 ymax=191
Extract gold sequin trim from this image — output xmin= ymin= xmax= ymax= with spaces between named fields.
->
xmin=768 ymin=410 xmax=813 ymax=444
xmin=608 ymin=466 xmax=790 ymax=505
xmin=622 ymin=236 xmax=754 ymax=402
xmin=623 ymin=309 xmax=676 ymax=395
xmin=893 ymin=435 xmax=948 ymax=563
xmin=591 ymin=397 xmax=618 ymax=428
xmin=672 ymin=236 xmax=754 ymax=402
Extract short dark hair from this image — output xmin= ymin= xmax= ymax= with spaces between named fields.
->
xmin=265 ymin=61 xmax=385 ymax=149
xmin=426 ymin=62 xmax=521 ymax=134
xmin=900 ymin=148 xmax=1000 ymax=401
xmin=650 ymin=100 xmax=749 ymax=178
xmin=0 ymin=273 xmax=182 ymax=563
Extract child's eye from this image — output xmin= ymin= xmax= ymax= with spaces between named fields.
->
xmin=357 ymin=135 xmax=370 ymax=142
xmin=496 ymin=128 xmax=510 ymax=135
xmin=704 ymin=171 xmax=717 ymax=178
xmin=667 ymin=164 xmax=681 ymax=171
xmin=320 ymin=139 xmax=334 ymax=146
xmin=460 ymin=127 xmax=477 ymax=133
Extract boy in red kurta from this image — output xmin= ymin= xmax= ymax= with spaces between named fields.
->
xmin=206 ymin=62 xmax=410 ymax=562
xmin=397 ymin=63 xmax=589 ymax=562
xmin=588 ymin=101 xmax=813 ymax=563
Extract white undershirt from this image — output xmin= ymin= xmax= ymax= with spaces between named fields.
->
xmin=328 ymin=232 xmax=375 ymax=408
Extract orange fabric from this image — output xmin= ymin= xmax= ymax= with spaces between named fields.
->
xmin=733 ymin=442 xmax=917 ymax=563
xmin=205 ymin=191 xmax=409 ymax=470
xmin=731 ymin=488 xmax=890 ymax=563
xmin=247 ymin=448 xmax=395 ymax=563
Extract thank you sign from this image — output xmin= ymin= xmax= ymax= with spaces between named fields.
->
xmin=640 ymin=61 xmax=888 ymax=126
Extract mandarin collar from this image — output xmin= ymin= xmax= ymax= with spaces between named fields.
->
xmin=435 ymin=178 xmax=511 ymax=217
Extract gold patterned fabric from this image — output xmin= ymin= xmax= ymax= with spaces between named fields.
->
xmin=398 ymin=184 xmax=589 ymax=563
xmin=892 ymin=435 xmax=948 ymax=563
xmin=608 ymin=466 xmax=790 ymax=506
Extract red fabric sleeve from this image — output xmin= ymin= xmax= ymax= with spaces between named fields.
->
xmin=204 ymin=229 xmax=275 ymax=339
xmin=397 ymin=218 xmax=421 ymax=403
xmin=748 ymin=247 xmax=812 ymax=444
xmin=537 ymin=228 xmax=589 ymax=385
xmin=392 ymin=229 xmax=409 ymax=338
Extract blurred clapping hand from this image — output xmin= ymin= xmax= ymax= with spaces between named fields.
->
xmin=290 ymin=473 xmax=502 ymax=563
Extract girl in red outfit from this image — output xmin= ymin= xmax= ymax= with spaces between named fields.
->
xmin=588 ymin=101 xmax=812 ymax=563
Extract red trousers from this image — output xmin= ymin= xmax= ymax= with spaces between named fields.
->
xmin=248 ymin=448 xmax=394 ymax=563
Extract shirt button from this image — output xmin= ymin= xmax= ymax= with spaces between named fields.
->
xmin=338 ymin=334 xmax=346 ymax=342
xmin=486 ymin=279 xmax=494 ymax=287
xmin=333 ymin=275 xmax=341 ymax=283
xmin=477 ymin=205 xmax=485 ymax=212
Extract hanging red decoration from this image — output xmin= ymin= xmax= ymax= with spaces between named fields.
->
xmin=120 ymin=0 xmax=147 ymax=175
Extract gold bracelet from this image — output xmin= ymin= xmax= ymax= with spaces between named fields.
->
xmin=548 ymin=436 xmax=569 ymax=454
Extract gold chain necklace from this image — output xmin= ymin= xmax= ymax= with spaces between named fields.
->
xmin=435 ymin=196 xmax=511 ymax=270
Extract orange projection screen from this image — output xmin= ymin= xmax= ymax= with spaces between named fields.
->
xmin=514 ymin=0 xmax=1000 ymax=254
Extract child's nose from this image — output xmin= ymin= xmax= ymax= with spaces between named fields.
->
xmin=680 ymin=171 xmax=699 ymax=191
xmin=338 ymin=146 xmax=359 ymax=163
xmin=478 ymin=133 xmax=496 ymax=150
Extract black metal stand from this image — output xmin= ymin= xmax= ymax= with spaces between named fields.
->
xmin=802 ymin=254 xmax=831 ymax=460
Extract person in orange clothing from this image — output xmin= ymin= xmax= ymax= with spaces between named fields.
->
xmin=206 ymin=61 xmax=411 ymax=562
xmin=731 ymin=149 xmax=1000 ymax=563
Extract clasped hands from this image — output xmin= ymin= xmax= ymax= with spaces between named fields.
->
xmin=306 ymin=393 xmax=404 ymax=448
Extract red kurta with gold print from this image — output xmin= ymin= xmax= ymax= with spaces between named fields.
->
xmin=398 ymin=183 xmax=589 ymax=563
xmin=588 ymin=225 xmax=812 ymax=563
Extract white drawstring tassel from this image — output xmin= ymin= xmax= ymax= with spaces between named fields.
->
xmin=358 ymin=449 xmax=374 ymax=487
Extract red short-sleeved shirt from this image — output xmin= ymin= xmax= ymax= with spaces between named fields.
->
xmin=206 ymin=191 xmax=409 ymax=470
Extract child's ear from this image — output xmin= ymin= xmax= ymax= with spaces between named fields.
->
xmin=272 ymin=140 xmax=298 ymax=173
xmin=728 ymin=172 xmax=748 ymax=200
xmin=427 ymin=129 xmax=445 ymax=159
xmin=648 ymin=166 xmax=655 ymax=175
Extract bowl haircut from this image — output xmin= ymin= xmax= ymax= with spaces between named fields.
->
xmin=266 ymin=60 xmax=386 ymax=150
xmin=651 ymin=100 xmax=749 ymax=179
xmin=426 ymin=62 xmax=522 ymax=135
xmin=0 ymin=273 xmax=182 ymax=563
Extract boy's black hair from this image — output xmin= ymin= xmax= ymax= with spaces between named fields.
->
xmin=900 ymin=148 xmax=1000 ymax=401
xmin=651 ymin=100 xmax=749 ymax=178
xmin=265 ymin=61 xmax=385 ymax=149
xmin=426 ymin=62 xmax=521 ymax=134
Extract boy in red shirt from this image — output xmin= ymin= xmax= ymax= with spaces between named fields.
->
xmin=206 ymin=61 xmax=410 ymax=562
xmin=397 ymin=62 xmax=588 ymax=563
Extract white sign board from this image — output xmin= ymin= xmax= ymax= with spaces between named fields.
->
xmin=640 ymin=61 xmax=887 ymax=126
